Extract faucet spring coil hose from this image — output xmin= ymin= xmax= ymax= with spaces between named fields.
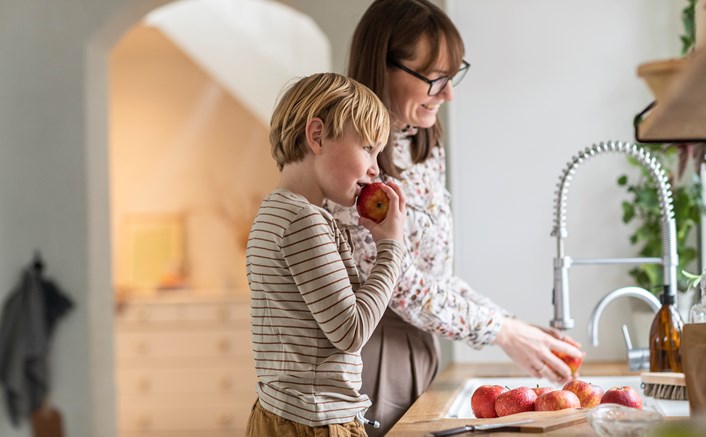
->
xmin=552 ymin=141 xmax=675 ymax=239
xmin=550 ymin=141 xmax=679 ymax=333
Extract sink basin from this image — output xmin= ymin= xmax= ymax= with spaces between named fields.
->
xmin=446 ymin=376 xmax=689 ymax=418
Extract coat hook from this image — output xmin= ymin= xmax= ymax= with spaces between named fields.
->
xmin=32 ymin=250 xmax=44 ymax=273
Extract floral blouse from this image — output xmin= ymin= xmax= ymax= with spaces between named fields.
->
xmin=327 ymin=127 xmax=512 ymax=349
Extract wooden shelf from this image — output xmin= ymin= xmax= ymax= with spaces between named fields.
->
xmin=636 ymin=48 xmax=706 ymax=142
xmin=636 ymin=58 xmax=686 ymax=102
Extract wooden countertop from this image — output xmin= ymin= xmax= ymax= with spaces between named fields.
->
xmin=388 ymin=361 xmax=640 ymax=436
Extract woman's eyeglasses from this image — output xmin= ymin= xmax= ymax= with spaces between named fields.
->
xmin=390 ymin=59 xmax=470 ymax=96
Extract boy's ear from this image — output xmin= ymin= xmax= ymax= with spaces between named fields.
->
xmin=305 ymin=118 xmax=324 ymax=155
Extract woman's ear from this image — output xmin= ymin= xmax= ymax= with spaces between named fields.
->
xmin=305 ymin=118 xmax=324 ymax=155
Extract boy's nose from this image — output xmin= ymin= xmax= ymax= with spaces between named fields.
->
xmin=368 ymin=161 xmax=380 ymax=178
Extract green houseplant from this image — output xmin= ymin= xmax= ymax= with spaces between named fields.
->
xmin=619 ymin=0 xmax=705 ymax=295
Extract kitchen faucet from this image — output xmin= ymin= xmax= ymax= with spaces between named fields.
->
xmin=549 ymin=142 xmax=678 ymax=346
xmin=587 ymin=286 xmax=661 ymax=370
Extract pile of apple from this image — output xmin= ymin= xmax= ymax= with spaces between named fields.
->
xmin=471 ymin=380 xmax=643 ymax=418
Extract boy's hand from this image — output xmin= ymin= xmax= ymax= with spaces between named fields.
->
xmin=358 ymin=181 xmax=406 ymax=243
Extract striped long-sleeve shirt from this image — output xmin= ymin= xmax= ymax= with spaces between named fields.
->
xmin=246 ymin=188 xmax=406 ymax=426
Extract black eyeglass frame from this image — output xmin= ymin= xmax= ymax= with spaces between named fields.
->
xmin=390 ymin=59 xmax=470 ymax=96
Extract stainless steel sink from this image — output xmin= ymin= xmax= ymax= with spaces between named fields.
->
xmin=445 ymin=376 xmax=689 ymax=418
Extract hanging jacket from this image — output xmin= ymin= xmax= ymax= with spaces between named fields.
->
xmin=0 ymin=267 xmax=73 ymax=426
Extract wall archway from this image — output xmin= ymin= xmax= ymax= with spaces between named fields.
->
xmin=84 ymin=1 xmax=330 ymax=435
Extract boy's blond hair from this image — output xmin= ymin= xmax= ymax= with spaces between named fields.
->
xmin=270 ymin=73 xmax=390 ymax=171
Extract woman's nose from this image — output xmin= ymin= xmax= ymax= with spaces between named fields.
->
xmin=440 ymin=81 xmax=454 ymax=101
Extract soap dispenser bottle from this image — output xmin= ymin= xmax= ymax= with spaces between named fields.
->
xmin=649 ymin=290 xmax=683 ymax=372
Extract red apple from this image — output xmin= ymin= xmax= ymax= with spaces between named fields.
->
xmin=563 ymin=379 xmax=605 ymax=408
xmin=471 ymin=385 xmax=507 ymax=418
xmin=494 ymin=386 xmax=537 ymax=417
xmin=535 ymin=389 xmax=581 ymax=411
xmin=552 ymin=350 xmax=583 ymax=377
xmin=600 ymin=386 xmax=643 ymax=409
xmin=356 ymin=182 xmax=389 ymax=223
xmin=532 ymin=385 xmax=555 ymax=396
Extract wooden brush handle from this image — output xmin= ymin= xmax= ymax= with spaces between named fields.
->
xmin=640 ymin=371 xmax=686 ymax=386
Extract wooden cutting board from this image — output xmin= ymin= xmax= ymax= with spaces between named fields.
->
xmin=464 ymin=408 xmax=587 ymax=433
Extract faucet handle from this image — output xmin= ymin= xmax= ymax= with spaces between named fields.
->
xmin=622 ymin=324 xmax=650 ymax=371
xmin=621 ymin=324 xmax=633 ymax=350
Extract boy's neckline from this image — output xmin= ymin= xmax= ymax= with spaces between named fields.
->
xmin=273 ymin=187 xmax=308 ymax=203
xmin=272 ymin=188 xmax=332 ymax=217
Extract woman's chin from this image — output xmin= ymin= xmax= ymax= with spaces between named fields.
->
xmin=413 ymin=114 xmax=438 ymax=129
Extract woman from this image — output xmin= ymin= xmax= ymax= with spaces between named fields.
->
xmin=327 ymin=0 xmax=584 ymax=435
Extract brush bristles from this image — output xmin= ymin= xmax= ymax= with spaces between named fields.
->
xmin=642 ymin=382 xmax=688 ymax=400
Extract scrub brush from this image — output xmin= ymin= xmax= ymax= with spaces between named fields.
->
xmin=640 ymin=372 xmax=688 ymax=400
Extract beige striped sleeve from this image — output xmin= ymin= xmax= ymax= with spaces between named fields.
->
xmin=280 ymin=207 xmax=405 ymax=352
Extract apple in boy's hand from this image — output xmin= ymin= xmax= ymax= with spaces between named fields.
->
xmin=471 ymin=385 xmax=507 ymax=418
xmin=494 ymin=387 xmax=537 ymax=417
xmin=600 ymin=386 xmax=643 ymax=409
xmin=563 ymin=379 xmax=604 ymax=408
xmin=356 ymin=182 xmax=389 ymax=223
xmin=535 ymin=389 xmax=581 ymax=411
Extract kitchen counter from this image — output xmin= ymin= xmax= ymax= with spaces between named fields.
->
xmin=388 ymin=361 xmax=641 ymax=436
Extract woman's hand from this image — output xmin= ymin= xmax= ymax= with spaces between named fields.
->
xmin=359 ymin=181 xmax=406 ymax=244
xmin=494 ymin=318 xmax=584 ymax=385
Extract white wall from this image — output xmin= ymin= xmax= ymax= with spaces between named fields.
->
xmin=446 ymin=0 xmax=682 ymax=363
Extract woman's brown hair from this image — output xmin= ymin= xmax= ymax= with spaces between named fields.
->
xmin=347 ymin=0 xmax=465 ymax=178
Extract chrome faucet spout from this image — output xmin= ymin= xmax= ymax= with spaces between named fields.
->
xmin=550 ymin=141 xmax=677 ymax=331
xmin=588 ymin=287 xmax=661 ymax=346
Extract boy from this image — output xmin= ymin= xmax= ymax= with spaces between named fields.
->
xmin=245 ymin=73 xmax=407 ymax=436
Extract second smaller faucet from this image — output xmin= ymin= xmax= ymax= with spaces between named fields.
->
xmin=587 ymin=286 xmax=661 ymax=371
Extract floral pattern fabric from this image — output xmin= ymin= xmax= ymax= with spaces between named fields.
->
xmin=327 ymin=128 xmax=512 ymax=349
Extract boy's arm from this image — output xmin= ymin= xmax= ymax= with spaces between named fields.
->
xmin=281 ymin=209 xmax=405 ymax=352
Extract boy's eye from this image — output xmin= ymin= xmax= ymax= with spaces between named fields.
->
xmin=363 ymin=145 xmax=374 ymax=153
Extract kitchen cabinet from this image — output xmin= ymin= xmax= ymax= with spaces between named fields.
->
xmin=114 ymin=292 xmax=256 ymax=437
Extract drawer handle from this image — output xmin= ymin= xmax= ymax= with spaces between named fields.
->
xmin=137 ymin=414 xmax=152 ymax=430
xmin=219 ymin=412 xmax=234 ymax=428
xmin=137 ymin=308 xmax=150 ymax=322
xmin=135 ymin=341 xmax=150 ymax=355
xmin=138 ymin=376 xmax=151 ymax=393
xmin=217 ymin=338 xmax=230 ymax=353
xmin=220 ymin=376 xmax=233 ymax=391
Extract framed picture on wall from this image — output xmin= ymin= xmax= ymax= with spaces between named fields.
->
xmin=124 ymin=213 xmax=188 ymax=292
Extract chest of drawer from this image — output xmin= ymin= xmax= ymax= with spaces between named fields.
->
xmin=116 ymin=364 xmax=257 ymax=395
xmin=118 ymin=401 xmax=253 ymax=433
xmin=116 ymin=302 xmax=251 ymax=326
xmin=116 ymin=329 xmax=252 ymax=360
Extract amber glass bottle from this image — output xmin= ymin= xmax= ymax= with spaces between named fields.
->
xmin=649 ymin=292 xmax=683 ymax=372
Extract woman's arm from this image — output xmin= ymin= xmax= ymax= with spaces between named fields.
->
xmin=390 ymin=259 xmax=511 ymax=348
xmin=335 ymin=213 xmax=512 ymax=349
